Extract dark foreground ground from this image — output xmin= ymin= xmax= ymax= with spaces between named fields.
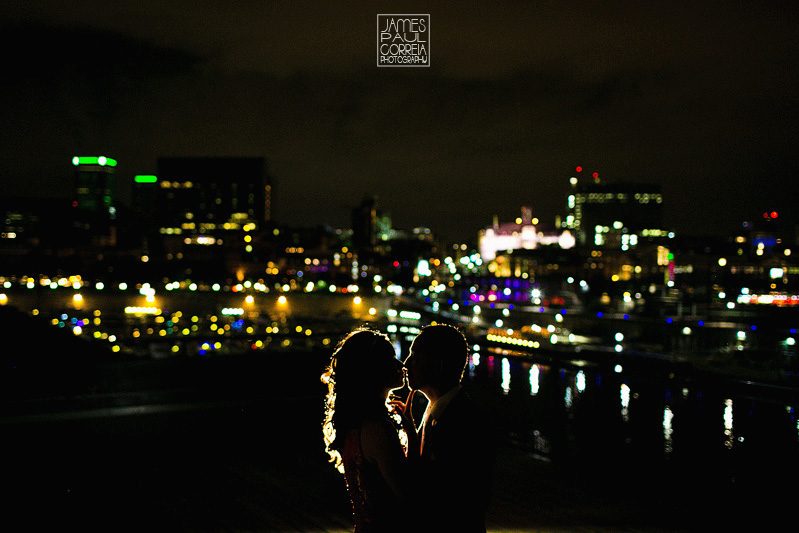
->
xmin=3 ymin=349 xmax=793 ymax=532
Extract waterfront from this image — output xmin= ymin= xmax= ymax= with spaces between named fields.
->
xmin=4 ymin=345 xmax=796 ymax=531
xmin=2 ymin=290 xmax=798 ymax=531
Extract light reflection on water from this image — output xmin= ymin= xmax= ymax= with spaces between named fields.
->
xmin=664 ymin=406 xmax=674 ymax=455
xmin=576 ymin=370 xmax=586 ymax=393
xmin=529 ymin=364 xmax=540 ymax=396
xmin=724 ymin=398 xmax=735 ymax=449
xmin=620 ymin=383 xmax=631 ymax=422
xmin=469 ymin=353 xmax=480 ymax=378
xmin=464 ymin=345 xmax=799 ymax=486
xmin=563 ymin=380 xmax=573 ymax=409
xmin=501 ymin=358 xmax=511 ymax=395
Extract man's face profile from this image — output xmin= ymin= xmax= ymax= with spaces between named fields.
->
xmin=404 ymin=339 xmax=429 ymax=390
xmin=406 ymin=336 xmax=447 ymax=392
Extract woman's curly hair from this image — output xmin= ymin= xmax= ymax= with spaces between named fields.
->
xmin=321 ymin=327 xmax=399 ymax=473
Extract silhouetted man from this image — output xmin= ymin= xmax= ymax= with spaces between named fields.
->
xmin=404 ymin=324 xmax=495 ymax=533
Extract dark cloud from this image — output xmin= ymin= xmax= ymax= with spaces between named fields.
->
xmin=0 ymin=1 xmax=796 ymax=242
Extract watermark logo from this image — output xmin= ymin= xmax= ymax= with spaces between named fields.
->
xmin=377 ymin=14 xmax=430 ymax=67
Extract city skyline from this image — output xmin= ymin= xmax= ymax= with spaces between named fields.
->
xmin=1 ymin=1 xmax=796 ymax=243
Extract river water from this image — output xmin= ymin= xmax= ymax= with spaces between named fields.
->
xmin=459 ymin=341 xmax=798 ymax=527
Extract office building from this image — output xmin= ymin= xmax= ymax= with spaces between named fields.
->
xmin=154 ymin=157 xmax=271 ymax=240
xmin=72 ymin=156 xmax=117 ymax=218
xmin=72 ymin=156 xmax=118 ymax=245
xmin=565 ymin=171 xmax=666 ymax=248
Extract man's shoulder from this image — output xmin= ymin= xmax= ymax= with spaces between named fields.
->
xmin=437 ymin=389 xmax=492 ymax=428
xmin=446 ymin=388 xmax=484 ymax=414
xmin=446 ymin=390 xmax=498 ymax=444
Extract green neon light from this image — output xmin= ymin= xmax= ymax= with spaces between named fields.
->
xmin=134 ymin=175 xmax=158 ymax=183
xmin=72 ymin=156 xmax=118 ymax=167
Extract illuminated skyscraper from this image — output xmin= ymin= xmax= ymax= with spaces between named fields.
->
xmin=72 ymin=156 xmax=117 ymax=218
xmin=154 ymin=157 xmax=271 ymax=237
xmin=131 ymin=174 xmax=159 ymax=234
xmin=565 ymin=168 xmax=665 ymax=248
xmin=72 ymin=156 xmax=118 ymax=245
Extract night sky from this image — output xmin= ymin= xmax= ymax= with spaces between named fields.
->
xmin=1 ymin=1 xmax=796 ymax=244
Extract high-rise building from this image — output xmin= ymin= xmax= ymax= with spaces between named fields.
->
xmin=564 ymin=170 xmax=665 ymax=248
xmin=154 ymin=157 xmax=271 ymax=238
xmin=72 ymin=156 xmax=118 ymax=245
xmin=1 ymin=197 xmax=74 ymax=249
xmin=72 ymin=156 xmax=117 ymax=218
xmin=131 ymin=175 xmax=159 ymax=232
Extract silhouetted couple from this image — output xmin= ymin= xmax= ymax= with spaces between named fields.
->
xmin=322 ymin=324 xmax=495 ymax=532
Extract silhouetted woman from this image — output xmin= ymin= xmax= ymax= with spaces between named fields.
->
xmin=321 ymin=328 xmax=418 ymax=532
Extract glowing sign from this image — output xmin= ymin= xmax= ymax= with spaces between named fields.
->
xmin=134 ymin=175 xmax=158 ymax=183
xmin=72 ymin=156 xmax=117 ymax=167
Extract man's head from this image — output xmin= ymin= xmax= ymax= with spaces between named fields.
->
xmin=405 ymin=324 xmax=468 ymax=396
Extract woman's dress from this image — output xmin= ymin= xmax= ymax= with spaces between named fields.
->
xmin=340 ymin=427 xmax=402 ymax=532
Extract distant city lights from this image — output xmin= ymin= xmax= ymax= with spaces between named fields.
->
xmin=125 ymin=306 xmax=161 ymax=315
xmin=1 ymin=151 xmax=796 ymax=371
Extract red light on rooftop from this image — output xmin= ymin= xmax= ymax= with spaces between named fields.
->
xmin=576 ymin=166 xmax=582 ymax=173
xmin=593 ymin=172 xmax=599 ymax=179
xmin=771 ymin=211 xmax=779 ymax=219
